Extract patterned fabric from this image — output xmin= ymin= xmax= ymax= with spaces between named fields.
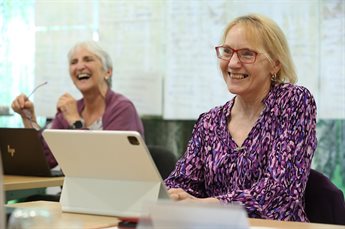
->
xmin=165 ymin=83 xmax=317 ymax=222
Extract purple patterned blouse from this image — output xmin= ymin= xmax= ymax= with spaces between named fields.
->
xmin=165 ymin=83 xmax=317 ymax=222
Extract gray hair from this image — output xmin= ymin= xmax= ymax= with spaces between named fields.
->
xmin=67 ymin=41 xmax=113 ymax=87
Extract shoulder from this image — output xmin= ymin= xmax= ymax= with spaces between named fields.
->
xmin=273 ymin=83 xmax=313 ymax=98
xmin=102 ymin=90 xmax=143 ymax=131
xmin=195 ymin=100 xmax=231 ymax=128
xmin=267 ymin=84 xmax=317 ymax=123
xmin=106 ymin=89 xmax=136 ymax=109
xmin=272 ymin=83 xmax=313 ymax=98
xmin=269 ymin=83 xmax=316 ymax=107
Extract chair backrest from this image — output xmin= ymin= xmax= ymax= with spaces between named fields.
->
xmin=147 ymin=145 xmax=177 ymax=180
xmin=304 ymin=169 xmax=345 ymax=225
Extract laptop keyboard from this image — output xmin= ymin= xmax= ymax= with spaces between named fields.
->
xmin=51 ymin=169 xmax=64 ymax=177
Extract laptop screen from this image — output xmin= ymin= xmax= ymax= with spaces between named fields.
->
xmin=0 ymin=128 xmax=59 ymax=177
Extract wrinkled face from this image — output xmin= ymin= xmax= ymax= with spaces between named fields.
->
xmin=69 ymin=46 xmax=110 ymax=93
xmin=220 ymin=24 xmax=276 ymax=98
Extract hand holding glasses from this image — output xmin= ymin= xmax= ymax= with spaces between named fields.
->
xmin=20 ymin=81 xmax=48 ymax=130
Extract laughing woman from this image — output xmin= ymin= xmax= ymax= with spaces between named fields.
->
xmin=165 ymin=14 xmax=317 ymax=222
xmin=12 ymin=41 xmax=144 ymax=168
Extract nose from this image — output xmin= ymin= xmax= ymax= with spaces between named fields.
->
xmin=227 ymin=52 xmax=241 ymax=67
xmin=70 ymin=61 xmax=86 ymax=77
xmin=71 ymin=61 xmax=87 ymax=74
xmin=75 ymin=60 xmax=86 ymax=70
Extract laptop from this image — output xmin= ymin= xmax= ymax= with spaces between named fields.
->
xmin=42 ymin=129 xmax=170 ymax=218
xmin=0 ymin=128 xmax=63 ymax=177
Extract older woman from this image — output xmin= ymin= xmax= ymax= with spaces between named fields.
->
xmin=165 ymin=14 xmax=317 ymax=222
xmin=12 ymin=41 xmax=144 ymax=168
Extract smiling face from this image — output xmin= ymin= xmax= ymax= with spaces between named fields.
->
xmin=69 ymin=46 xmax=111 ymax=94
xmin=220 ymin=24 xmax=279 ymax=100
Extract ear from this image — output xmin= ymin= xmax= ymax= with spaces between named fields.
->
xmin=105 ymin=68 xmax=112 ymax=79
xmin=271 ymin=59 xmax=281 ymax=75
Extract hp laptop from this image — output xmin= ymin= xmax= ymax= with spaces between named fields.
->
xmin=42 ymin=129 xmax=170 ymax=218
xmin=0 ymin=128 xmax=63 ymax=177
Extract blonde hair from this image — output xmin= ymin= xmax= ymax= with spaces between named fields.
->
xmin=222 ymin=14 xmax=297 ymax=84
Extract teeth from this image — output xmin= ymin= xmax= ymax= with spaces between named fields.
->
xmin=229 ymin=73 xmax=248 ymax=79
xmin=78 ymin=73 xmax=90 ymax=79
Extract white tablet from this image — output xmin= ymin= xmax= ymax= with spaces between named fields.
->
xmin=43 ymin=129 xmax=169 ymax=217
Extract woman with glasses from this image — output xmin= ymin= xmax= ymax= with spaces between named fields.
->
xmin=165 ymin=14 xmax=317 ymax=222
xmin=11 ymin=41 xmax=144 ymax=168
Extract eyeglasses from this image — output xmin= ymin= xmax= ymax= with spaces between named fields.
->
xmin=22 ymin=81 xmax=48 ymax=130
xmin=215 ymin=46 xmax=259 ymax=64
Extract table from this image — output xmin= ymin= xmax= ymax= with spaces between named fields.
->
xmin=249 ymin=218 xmax=345 ymax=229
xmin=3 ymin=175 xmax=64 ymax=191
xmin=7 ymin=201 xmax=119 ymax=228
xmin=6 ymin=201 xmax=345 ymax=229
xmin=3 ymin=175 xmax=64 ymax=202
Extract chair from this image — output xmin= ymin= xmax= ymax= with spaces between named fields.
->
xmin=147 ymin=145 xmax=178 ymax=180
xmin=304 ymin=169 xmax=345 ymax=225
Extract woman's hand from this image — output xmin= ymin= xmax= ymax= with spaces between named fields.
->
xmin=57 ymin=93 xmax=80 ymax=125
xmin=168 ymin=188 xmax=220 ymax=204
xmin=11 ymin=94 xmax=38 ymax=128
xmin=168 ymin=188 xmax=196 ymax=201
xmin=11 ymin=94 xmax=34 ymax=116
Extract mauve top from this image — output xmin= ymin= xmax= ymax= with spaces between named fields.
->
xmin=165 ymin=83 xmax=317 ymax=222
xmin=39 ymin=89 xmax=144 ymax=168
